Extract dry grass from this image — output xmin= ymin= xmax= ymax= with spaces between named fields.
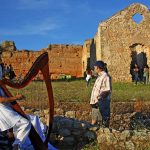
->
xmin=7 ymin=79 xmax=150 ymax=108
xmin=6 ymin=79 xmax=150 ymax=150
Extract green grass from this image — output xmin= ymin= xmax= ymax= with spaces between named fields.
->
xmin=6 ymin=79 xmax=150 ymax=150
xmin=53 ymin=79 xmax=150 ymax=102
xmin=52 ymin=80 xmax=92 ymax=102
xmin=7 ymin=79 xmax=150 ymax=108
xmin=112 ymin=82 xmax=150 ymax=102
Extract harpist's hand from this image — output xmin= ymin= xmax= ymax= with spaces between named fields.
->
xmin=15 ymin=94 xmax=25 ymax=101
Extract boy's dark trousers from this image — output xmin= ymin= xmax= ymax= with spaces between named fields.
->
xmin=99 ymin=96 xmax=110 ymax=128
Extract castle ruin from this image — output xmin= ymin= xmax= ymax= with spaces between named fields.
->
xmin=1 ymin=3 xmax=150 ymax=81
xmin=84 ymin=3 xmax=150 ymax=81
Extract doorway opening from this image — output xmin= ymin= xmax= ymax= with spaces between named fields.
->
xmin=130 ymin=43 xmax=148 ymax=81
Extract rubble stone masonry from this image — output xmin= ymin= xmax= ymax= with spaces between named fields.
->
xmin=1 ymin=44 xmax=83 ymax=79
xmin=91 ymin=3 xmax=150 ymax=81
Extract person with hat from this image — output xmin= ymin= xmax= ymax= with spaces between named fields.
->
xmin=90 ymin=61 xmax=111 ymax=127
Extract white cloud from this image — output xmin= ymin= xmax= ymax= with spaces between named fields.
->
xmin=0 ymin=18 xmax=61 ymax=35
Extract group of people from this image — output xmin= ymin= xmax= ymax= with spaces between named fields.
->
xmin=132 ymin=63 xmax=149 ymax=85
xmin=1 ymin=62 xmax=16 ymax=80
xmin=89 ymin=61 xmax=111 ymax=128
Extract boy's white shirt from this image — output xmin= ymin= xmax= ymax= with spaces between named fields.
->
xmin=90 ymin=71 xmax=111 ymax=104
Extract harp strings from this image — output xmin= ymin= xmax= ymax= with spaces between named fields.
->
xmin=7 ymin=72 xmax=48 ymax=111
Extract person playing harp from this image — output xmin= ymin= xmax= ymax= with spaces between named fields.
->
xmin=0 ymin=60 xmax=31 ymax=150
xmin=0 ymin=54 xmax=57 ymax=150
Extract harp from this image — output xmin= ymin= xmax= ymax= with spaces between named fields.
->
xmin=0 ymin=52 xmax=54 ymax=150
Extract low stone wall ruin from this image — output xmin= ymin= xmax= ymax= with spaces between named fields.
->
xmin=18 ymin=102 xmax=150 ymax=149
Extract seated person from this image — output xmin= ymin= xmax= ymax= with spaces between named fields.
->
xmin=7 ymin=115 xmax=57 ymax=150
xmin=0 ymin=87 xmax=30 ymax=150
xmin=0 ymin=87 xmax=57 ymax=150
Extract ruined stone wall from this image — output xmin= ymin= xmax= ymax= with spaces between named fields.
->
xmin=82 ymin=41 xmax=88 ymax=74
xmin=1 ymin=44 xmax=83 ymax=79
xmin=1 ymin=41 xmax=16 ymax=52
xmin=94 ymin=3 xmax=150 ymax=81
xmin=47 ymin=44 xmax=83 ymax=79
xmin=2 ymin=51 xmax=44 ymax=79
xmin=82 ymin=39 xmax=93 ymax=72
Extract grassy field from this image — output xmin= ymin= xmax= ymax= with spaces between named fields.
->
xmin=7 ymin=79 xmax=150 ymax=149
xmin=7 ymin=78 xmax=150 ymax=108
xmin=53 ymin=79 xmax=150 ymax=102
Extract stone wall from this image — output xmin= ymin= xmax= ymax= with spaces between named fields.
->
xmin=21 ymin=102 xmax=150 ymax=149
xmin=1 ymin=44 xmax=83 ymax=79
xmin=1 ymin=101 xmax=150 ymax=149
xmin=89 ymin=3 xmax=150 ymax=82
xmin=82 ymin=39 xmax=94 ymax=73
xmin=0 ymin=41 xmax=17 ymax=52
xmin=2 ymin=50 xmax=44 ymax=79
xmin=47 ymin=44 xmax=83 ymax=79
xmin=22 ymin=101 xmax=150 ymax=131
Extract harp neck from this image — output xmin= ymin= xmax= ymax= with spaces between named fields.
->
xmin=1 ymin=52 xmax=54 ymax=149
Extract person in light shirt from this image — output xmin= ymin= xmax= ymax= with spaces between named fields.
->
xmin=85 ymin=69 xmax=92 ymax=87
xmin=90 ymin=61 xmax=111 ymax=127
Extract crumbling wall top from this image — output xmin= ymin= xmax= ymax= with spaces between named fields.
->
xmin=99 ymin=3 xmax=150 ymax=27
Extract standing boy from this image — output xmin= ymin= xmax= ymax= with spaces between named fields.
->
xmin=90 ymin=61 xmax=111 ymax=127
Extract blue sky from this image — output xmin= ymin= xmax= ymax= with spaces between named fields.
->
xmin=0 ymin=0 xmax=149 ymax=50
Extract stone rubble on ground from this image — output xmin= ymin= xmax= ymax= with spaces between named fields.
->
xmin=1 ymin=105 xmax=150 ymax=150
xmin=26 ymin=107 xmax=150 ymax=149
